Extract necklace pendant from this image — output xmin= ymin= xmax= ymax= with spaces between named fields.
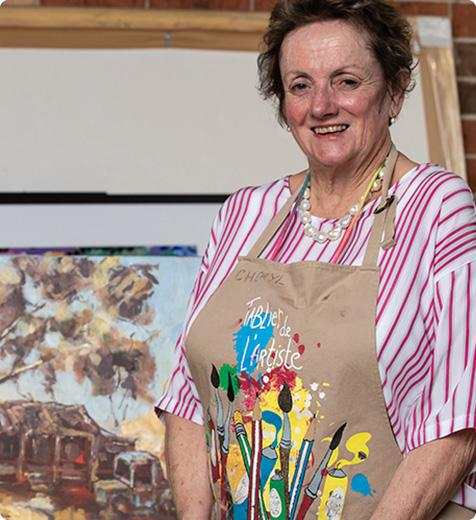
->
xmin=340 ymin=214 xmax=352 ymax=228
xmin=328 ymin=227 xmax=342 ymax=241
xmin=304 ymin=224 xmax=316 ymax=238
xmin=316 ymin=232 xmax=327 ymax=243
xmin=371 ymin=178 xmax=382 ymax=193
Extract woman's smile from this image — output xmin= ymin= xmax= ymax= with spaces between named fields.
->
xmin=311 ymin=124 xmax=349 ymax=136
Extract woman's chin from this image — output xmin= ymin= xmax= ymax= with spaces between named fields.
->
xmin=308 ymin=150 xmax=356 ymax=170
xmin=302 ymin=138 xmax=358 ymax=168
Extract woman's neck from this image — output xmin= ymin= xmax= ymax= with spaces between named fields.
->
xmin=289 ymin=145 xmax=419 ymax=220
xmin=307 ymin=137 xmax=393 ymax=219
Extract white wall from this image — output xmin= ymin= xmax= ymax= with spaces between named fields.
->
xmin=0 ymin=48 xmax=428 ymax=195
xmin=0 ymin=47 xmax=429 ymax=253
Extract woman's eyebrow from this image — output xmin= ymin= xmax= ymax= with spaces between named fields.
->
xmin=283 ymin=65 xmax=366 ymax=80
xmin=332 ymin=65 xmax=365 ymax=74
xmin=283 ymin=70 xmax=313 ymax=81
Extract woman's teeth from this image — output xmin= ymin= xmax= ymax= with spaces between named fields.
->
xmin=313 ymin=124 xmax=348 ymax=134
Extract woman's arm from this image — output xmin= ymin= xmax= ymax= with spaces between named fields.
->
xmin=164 ymin=412 xmax=213 ymax=520
xmin=370 ymin=428 xmax=476 ymax=520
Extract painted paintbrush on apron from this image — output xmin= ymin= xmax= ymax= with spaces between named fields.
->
xmin=185 ymin=145 xmax=474 ymax=519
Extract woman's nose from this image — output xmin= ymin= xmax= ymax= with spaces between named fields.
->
xmin=309 ymin=86 xmax=338 ymax=120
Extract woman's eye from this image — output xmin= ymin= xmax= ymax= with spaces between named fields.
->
xmin=290 ymin=82 xmax=309 ymax=92
xmin=341 ymin=78 xmax=359 ymax=88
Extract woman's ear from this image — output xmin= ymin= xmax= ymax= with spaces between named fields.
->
xmin=280 ymin=100 xmax=291 ymax=131
xmin=390 ymin=70 xmax=411 ymax=120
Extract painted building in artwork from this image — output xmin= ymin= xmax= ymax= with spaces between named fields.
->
xmin=0 ymin=400 xmax=133 ymax=489
xmin=0 ymin=400 xmax=177 ymax=518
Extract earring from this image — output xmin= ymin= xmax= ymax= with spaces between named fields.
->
xmin=285 ymin=123 xmax=291 ymax=132
xmin=389 ymin=115 xmax=396 ymax=126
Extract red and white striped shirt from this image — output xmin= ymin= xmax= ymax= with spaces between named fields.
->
xmin=157 ymin=163 xmax=476 ymax=509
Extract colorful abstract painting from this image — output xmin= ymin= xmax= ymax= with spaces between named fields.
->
xmin=0 ymin=255 xmax=200 ymax=519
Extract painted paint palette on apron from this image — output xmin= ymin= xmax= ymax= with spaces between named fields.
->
xmin=184 ymin=147 xmax=474 ymax=520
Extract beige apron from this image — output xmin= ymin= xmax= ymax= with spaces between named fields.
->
xmin=185 ymin=148 xmax=473 ymax=519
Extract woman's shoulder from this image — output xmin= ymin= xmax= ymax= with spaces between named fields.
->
xmin=205 ymin=175 xmax=294 ymax=259
xmin=395 ymin=162 xmax=475 ymax=215
xmin=226 ymin=175 xmax=290 ymax=202
xmin=393 ymin=163 xmax=476 ymax=277
xmin=400 ymin=162 xmax=471 ymax=190
xmin=218 ymin=175 xmax=291 ymax=224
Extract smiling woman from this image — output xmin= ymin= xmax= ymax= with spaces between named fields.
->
xmin=157 ymin=1 xmax=476 ymax=519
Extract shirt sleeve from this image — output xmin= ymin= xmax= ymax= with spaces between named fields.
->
xmin=402 ymin=178 xmax=476 ymax=507
xmin=416 ymin=263 xmax=476 ymax=444
xmin=155 ymin=202 xmax=226 ymax=425
xmin=420 ymin=178 xmax=476 ymax=446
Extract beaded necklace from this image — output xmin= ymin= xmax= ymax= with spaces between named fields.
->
xmin=298 ymin=162 xmax=385 ymax=243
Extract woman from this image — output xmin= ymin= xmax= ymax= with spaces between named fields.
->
xmin=157 ymin=0 xmax=476 ymax=518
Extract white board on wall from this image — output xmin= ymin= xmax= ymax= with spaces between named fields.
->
xmin=0 ymin=47 xmax=428 ymax=195
xmin=0 ymin=203 xmax=221 ymax=255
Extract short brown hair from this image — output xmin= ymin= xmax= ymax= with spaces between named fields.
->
xmin=257 ymin=0 xmax=416 ymax=125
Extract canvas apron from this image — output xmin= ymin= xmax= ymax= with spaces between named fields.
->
xmin=185 ymin=149 xmax=473 ymax=520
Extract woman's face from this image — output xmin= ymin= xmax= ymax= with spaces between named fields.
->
xmin=280 ymin=20 xmax=403 ymax=171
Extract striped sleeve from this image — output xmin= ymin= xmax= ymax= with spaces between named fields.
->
xmin=401 ymin=177 xmax=476 ymax=506
xmin=409 ymin=263 xmax=476 ymax=507
xmin=402 ymin=175 xmax=476 ymax=447
xmin=404 ymin=263 xmax=476 ymax=448
xmin=154 ymin=200 xmax=227 ymax=425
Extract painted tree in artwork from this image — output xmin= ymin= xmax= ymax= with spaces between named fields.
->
xmin=0 ymin=255 xmax=159 ymax=427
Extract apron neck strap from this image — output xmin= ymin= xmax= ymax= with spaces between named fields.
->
xmin=247 ymin=174 xmax=308 ymax=259
xmin=362 ymin=144 xmax=399 ymax=268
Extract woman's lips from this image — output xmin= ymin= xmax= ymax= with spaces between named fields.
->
xmin=312 ymin=124 xmax=349 ymax=135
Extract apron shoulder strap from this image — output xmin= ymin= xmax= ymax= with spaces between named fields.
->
xmin=247 ymin=174 xmax=308 ymax=259
xmin=362 ymin=145 xmax=399 ymax=268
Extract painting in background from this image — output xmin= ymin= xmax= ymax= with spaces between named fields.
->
xmin=0 ymin=254 xmax=200 ymax=519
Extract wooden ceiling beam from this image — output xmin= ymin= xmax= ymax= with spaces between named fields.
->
xmin=0 ymin=8 xmax=269 ymax=50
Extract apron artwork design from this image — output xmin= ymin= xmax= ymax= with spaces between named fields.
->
xmin=185 ymin=146 xmax=474 ymax=519
xmin=205 ymin=296 xmax=373 ymax=520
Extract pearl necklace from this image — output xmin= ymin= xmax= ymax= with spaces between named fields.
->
xmin=299 ymin=166 xmax=385 ymax=243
